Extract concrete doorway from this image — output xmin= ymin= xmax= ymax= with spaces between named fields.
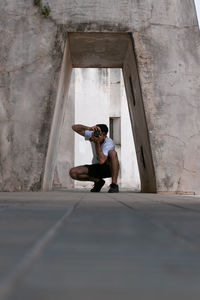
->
xmin=53 ymin=68 xmax=141 ymax=191
xmin=42 ymin=33 xmax=156 ymax=193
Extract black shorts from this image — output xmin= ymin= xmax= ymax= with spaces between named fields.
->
xmin=84 ymin=163 xmax=111 ymax=179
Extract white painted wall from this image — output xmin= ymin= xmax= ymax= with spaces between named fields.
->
xmin=74 ymin=68 xmax=140 ymax=190
xmin=74 ymin=68 xmax=110 ymax=188
xmin=194 ymin=0 xmax=200 ymax=28
xmin=54 ymin=68 xmax=140 ymax=190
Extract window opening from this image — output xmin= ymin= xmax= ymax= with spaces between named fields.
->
xmin=109 ymin=117 xmax=121 ymax=145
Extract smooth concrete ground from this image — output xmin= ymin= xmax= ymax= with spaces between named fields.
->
xmin=0 ymin=191 xmax=200 ymax=300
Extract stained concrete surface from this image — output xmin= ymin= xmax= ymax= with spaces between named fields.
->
xmin=1 ymin=1 xmax=200 ymax=194
xmin=0 ymin=191 xmax=200 ymax=300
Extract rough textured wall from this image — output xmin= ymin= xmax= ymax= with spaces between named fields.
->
xmin=0 ymin=0 xmax=200 ymax=193
xmin=0 ymin=1 xmax=67 ymax=190
xmin=133 ymin=2 xmax=200 ymax=193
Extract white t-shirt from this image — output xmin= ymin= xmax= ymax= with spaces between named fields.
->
xmin=84 ymin=130 xmax=115 ymax=164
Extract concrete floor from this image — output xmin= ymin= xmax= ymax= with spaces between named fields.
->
xmin=0 ymin=191 xmax=200 ymax=300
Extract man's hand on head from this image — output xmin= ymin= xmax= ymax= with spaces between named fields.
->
xmin=90 ymin=125 xmax=101 ymax=133
xmin=90 ymin=125 xmax=102 ymax=143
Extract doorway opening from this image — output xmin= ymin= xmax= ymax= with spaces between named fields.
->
xmin=53 ymin=68 xmax=141 ymax=191
xmin=42 ymin=33 xmax=156 ymax=193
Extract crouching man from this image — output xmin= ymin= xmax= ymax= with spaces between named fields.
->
xmin=69 ymin=124 xmax=119 ymax=193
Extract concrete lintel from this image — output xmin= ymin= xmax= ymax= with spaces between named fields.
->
xmin=68 ymin=33 xmax=131 ymax=68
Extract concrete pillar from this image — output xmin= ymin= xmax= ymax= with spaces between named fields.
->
xmin=53 ymin=70 xmax=75 ymax=189
xmin=120 ymin=71 xmax=140 ymax=190
xmin=42 ymin=39 xmax=72 ymax=190
xmin=123 ymin=38 xmax=156 ymax=192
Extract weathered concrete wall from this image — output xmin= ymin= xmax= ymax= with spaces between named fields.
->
xmin=123 ymin=39 xmax=157 ymax=192
xmin=0 ymin=0 xmax=200 ymax=193
xmin=132 ymin=3 xmax=200 ymax=193
xmin=0 ymin=2 xmax=67 ymax=191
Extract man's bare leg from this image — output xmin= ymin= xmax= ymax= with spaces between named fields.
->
xmin=107 ymin=150 xmax=119 ymax=193
xmin=108 ymin=150 xmax=119 ymax=184
xmin=69 ymin=166 xmax=105 ymax=192
xmin=69 ymin=166 xmax=99 ymax=182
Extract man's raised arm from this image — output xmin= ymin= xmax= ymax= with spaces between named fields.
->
xmin=71 ymin=124 xmax=91 ymax=136
xmin=72 ymin=124 xmax=100 ymax=137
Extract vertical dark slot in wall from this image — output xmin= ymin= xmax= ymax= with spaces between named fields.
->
xmin=129 ymin=76 xmax=136 ymax=106
xmin=140 ymin=146 xmax=146 ymax=169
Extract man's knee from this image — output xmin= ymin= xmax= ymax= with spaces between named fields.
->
xmin=69 ymin=166 xmax=88 ymax=180
xmin=69 ymin=167 xmax=77 ymax=179
xmin=108 ymin=150 xmax=118 ymax=159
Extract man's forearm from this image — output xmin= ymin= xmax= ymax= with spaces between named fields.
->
xmin=72 ymin=124 xmax=92 ymax=136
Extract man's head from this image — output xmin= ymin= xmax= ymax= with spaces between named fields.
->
xmin=96 ymin=124 xmax=108 ymax=136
